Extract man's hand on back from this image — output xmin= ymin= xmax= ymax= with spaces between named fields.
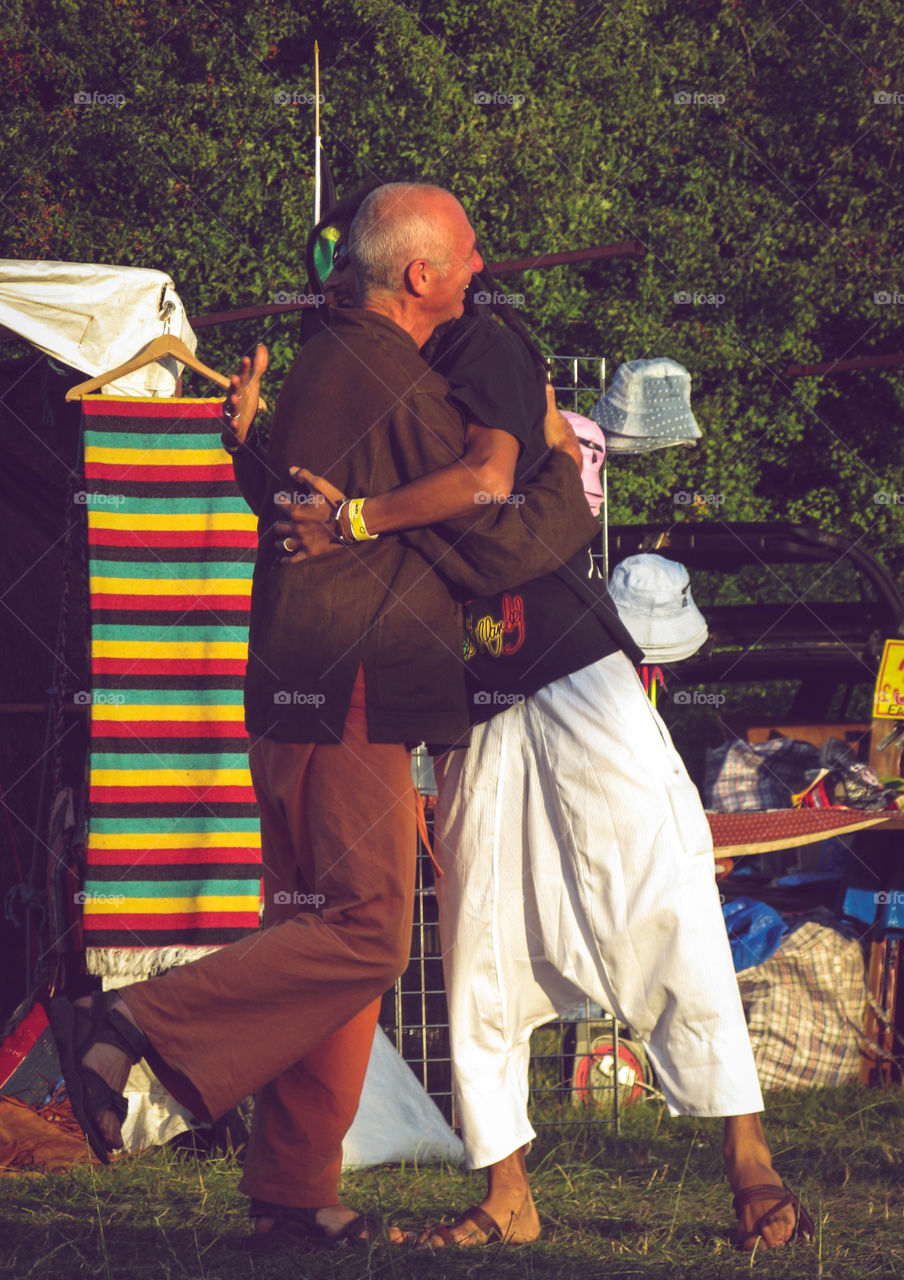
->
xmin=274 ymin=467 xmax=347 ymax=560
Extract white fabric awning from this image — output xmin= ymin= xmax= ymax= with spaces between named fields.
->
xmin=0 ymin=260 xmax=197 ymax=397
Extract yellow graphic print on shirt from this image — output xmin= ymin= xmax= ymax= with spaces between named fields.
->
xmin=464 ymin=592 xmax=526 ymax=661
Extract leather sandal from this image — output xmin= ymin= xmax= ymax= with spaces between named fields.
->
xmin=49 ymin=993 xmax=150 ymax=1164
xmin=424 ymin=1203 xmax=504 ymax=1247
xmin=241 ymin=1199 xmax=410 ymax=1253
xmin=732 ymin=1183 xmax=814 ymax=1250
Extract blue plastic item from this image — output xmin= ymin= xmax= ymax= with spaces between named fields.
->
xmin=722 ymin=896 xmax=788 ymax=972
xmin=839 ymin=884 xmax=879 ymax=929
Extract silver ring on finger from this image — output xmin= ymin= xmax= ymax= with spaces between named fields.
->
xmin=282 ymin=537 xmax=295 ymax=553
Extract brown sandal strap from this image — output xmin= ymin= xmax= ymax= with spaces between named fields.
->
xmin=732 ymin=1183 xmax=791 ymax=1214
xmin=458 ymin=1204 xmax=503 ymax=1242
xmin=427 ymin=1224 xmax=458 ymax=1247
xmin=733 ymin=1183 xmax=813 ymax=1246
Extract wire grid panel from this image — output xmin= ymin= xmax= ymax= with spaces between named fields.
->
xmin=548 ymin=353 xmax=609 ymax=578
xmin=546 ymin=353 xmax=606 ymax=417
xmin=379 ymin=819 xmax=454 ymax=1123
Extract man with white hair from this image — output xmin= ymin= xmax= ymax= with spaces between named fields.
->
xmin=50 ymin=183 xmax=596 ymax=1251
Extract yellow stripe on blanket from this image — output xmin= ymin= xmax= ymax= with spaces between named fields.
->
xmin=93 ymin=640 xmax=248 ymax=659
xmin=82 ymin=896 xmax=262 ymax=915
xmin=84 ymin=446 xmax=228 ymax=466
xmin=92 ymin=769 xmax=251 ymax=787
xmin=90 ymin=831 xmax=259 ymax=849
xmin=90 ymin=703 xmax=245 ymax=721
xmin=90 ymin=578 xmax=252 ymax=596
xmin=88 ymin=512 xmax=258 ymax=531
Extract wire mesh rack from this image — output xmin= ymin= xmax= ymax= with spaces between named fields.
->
xmin=545 ymin=353 xmax=606 ymax=417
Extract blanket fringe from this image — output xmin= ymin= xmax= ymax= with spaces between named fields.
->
xmin=86 ymin=945 xmax=222 ymax=984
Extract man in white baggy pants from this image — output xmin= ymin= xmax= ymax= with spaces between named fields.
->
xmin=430 ymin=649 xmax=810 ymax=1249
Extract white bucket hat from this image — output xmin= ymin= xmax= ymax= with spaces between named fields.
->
xmin=608 ymin=554 xmax=708 ymax=662
xmin=590 ymin=358 xmax=701 ymax=453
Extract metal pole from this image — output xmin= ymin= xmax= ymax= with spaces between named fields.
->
xmin=612 ymin=1017 xmax=620 ymax=1135
xmin=314 ymin=42 xmax=321 ymax=224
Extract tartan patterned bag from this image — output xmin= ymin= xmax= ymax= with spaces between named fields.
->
xmin=704 ymin=738 xmax=820 ymax=812
xmin=736 ymin=917 xmax=868 ymax=1089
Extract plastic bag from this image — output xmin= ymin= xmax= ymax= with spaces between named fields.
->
xmin=722 ymin=896 xmax=788 ymax=972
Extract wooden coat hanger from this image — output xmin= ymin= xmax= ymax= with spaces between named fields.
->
xmin=65 ymin=333 xmax=267 ymax=409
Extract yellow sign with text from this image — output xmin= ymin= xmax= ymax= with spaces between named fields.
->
xmin=874 ymin=639 xmax=904 ymax=718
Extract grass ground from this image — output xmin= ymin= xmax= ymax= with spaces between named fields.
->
xmin=3 ymin=1083 xmax=904 ymax=1280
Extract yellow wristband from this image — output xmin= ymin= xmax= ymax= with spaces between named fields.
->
xmin=347 ymin=497 xmax=378 ymax=542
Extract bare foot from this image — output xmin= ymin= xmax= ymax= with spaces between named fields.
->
xmin=723 ymin=1114 xmax=807 ymax=1249
xmin=73 ymin=996 xmax=135 ymax=1151
xmin=254 ymin=1206 xmax=412 ymax=1245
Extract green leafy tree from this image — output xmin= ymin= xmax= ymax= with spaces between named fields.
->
xmin=1 ymin=0 xmax=902 ymax=578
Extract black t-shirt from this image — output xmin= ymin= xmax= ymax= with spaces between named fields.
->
xmin=430 ymin=314 xmax=634 ymax=723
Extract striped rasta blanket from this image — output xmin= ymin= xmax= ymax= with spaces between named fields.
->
xmin=80 ymin=396 xmax=262 ymax=979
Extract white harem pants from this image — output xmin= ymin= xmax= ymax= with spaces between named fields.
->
xmin=433 ymin=651 xmax=763 ymax=1171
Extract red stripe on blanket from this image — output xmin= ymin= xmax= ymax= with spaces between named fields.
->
xmin=82 ymin=912 xmax=260 ymax=931
xmin=90 ymin=594 xmax=251 ymax=612
xmin=88 ymin=848 xmax=257 ymax=865
xmin=90 ymin=785 xmax=257 ymax=805
xmin=89 ymin=529 xmax=256 ymax=549
xmin=90 ymin=721 xmax=246 ymax=739
xmin=92 ymin=658 xmax=248 ymax=676
xmin=85 ymin=462 xmax=236 ymax=482
xmin=82 ymin=400 xmax=224 ymax=419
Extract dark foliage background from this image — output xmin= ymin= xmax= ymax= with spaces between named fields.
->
xmin=2 ymin=0 xmax=902 ymax=564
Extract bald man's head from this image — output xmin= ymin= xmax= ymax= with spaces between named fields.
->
xmin=348 ymin=183 xmax=467 ymax=297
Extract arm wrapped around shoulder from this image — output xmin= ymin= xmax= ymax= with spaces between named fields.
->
xmin=407 ymin=450 xmax=600 ymax=597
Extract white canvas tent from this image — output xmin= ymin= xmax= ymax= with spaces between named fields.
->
xmin=0 ymin=260 xmax=197 ymax=397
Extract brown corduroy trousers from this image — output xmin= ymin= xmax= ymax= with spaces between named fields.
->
xmin=123 ymin=685 xmax=416 ymax=1207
